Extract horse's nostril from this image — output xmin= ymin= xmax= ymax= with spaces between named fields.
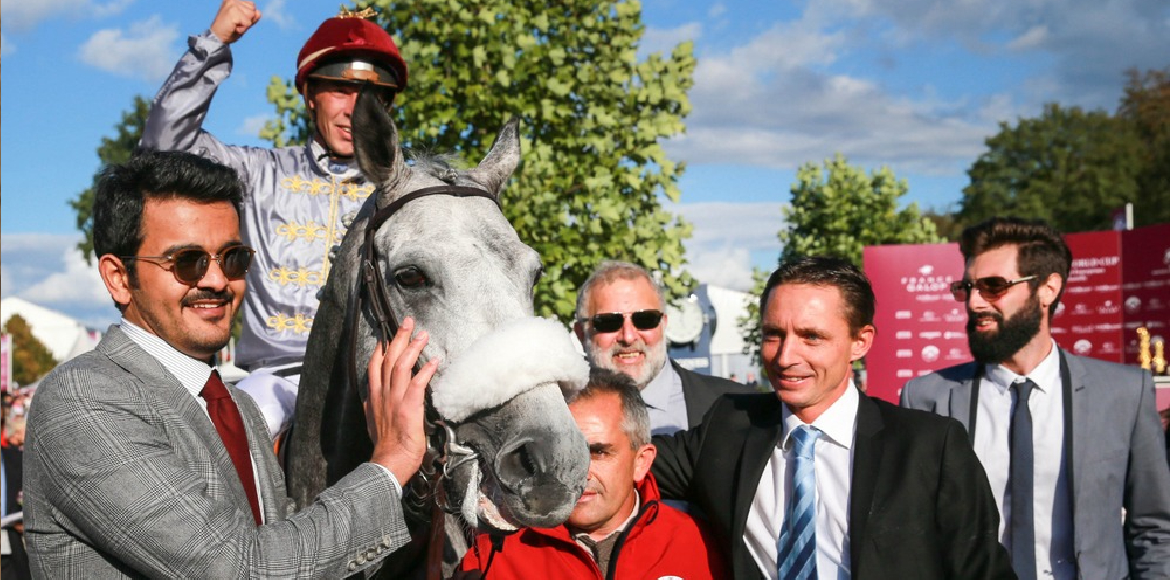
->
xmin=497 ymin=439 xmax=546 ymax=490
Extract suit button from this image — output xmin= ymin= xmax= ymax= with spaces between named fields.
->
xmin=348 ymin=562 xmax=358 ymax=571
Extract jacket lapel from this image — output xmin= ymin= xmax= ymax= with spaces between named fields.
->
xmin=947 ymin=376 xmax=976 ymax=436
xmin=98 ymin=326 xmax=258 ymax=520
xmin=849 ymin=392 xmax=885 ymax=574
xmin=732 ymin=398 xmax=783 ymax=570
xmin=1065 ymin=351 xmax=1090 ymax=536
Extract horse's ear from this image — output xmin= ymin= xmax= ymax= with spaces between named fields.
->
xmin=466 ymin=118 xmax=521 ymax=199
xmin=352 ymin=87 xmax=405 ymax=204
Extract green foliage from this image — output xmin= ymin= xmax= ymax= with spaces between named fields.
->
xmin=71 ymin=95 xmax=152 ymax=263
xmin=959 ymin=103 xmax=1145 ymax=232
xmin=1117 ymin=67 xmax=1170 ymax=227
xmin=738 ymin=155 xmax=942 ymax=363
xmin=3 ymin=315 xmax=58 ymax=386
xmin=264 ymin=0 xmax=697 ymax=322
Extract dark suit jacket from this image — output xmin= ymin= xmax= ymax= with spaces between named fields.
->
xmin=673 ymin=361 xmax=755 ymax=428
xmin=901 ymin=351 xmax=1170 ymax=579
xmin=2 ymin=445 xmax=30 ymax=580
xmin=652 ymin=390 xmax=1016 ymax=580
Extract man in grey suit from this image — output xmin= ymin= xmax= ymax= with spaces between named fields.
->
xmin=902 ymin=217 xmax=1170 ymax=580
xmin=23 ymin=151 xmax=438 ymax=578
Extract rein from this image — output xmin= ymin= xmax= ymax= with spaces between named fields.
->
xmin=342 ymin=184 xmax=500 ymax=580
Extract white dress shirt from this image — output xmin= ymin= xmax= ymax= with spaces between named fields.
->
xmin=746 ymin=385 xmax=858 ymax=580
xmin=977 ymin=340 xmax=1073 ymax=580
xmin=120 ymin=319 xmax=269 ymax=521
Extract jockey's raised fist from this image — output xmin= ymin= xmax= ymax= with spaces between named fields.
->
xmin=211 ymin=0 xmax=261 ymax=45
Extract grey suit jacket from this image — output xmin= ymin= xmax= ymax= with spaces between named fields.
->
xmin=901 ymin=351 xmax=1170 ymax=579
xmin=24 ymin=326 xmax=410 ymax=578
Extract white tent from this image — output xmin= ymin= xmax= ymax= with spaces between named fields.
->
xmin=705 ymin=285 xmax=758 ymax=383
xmin=1 ymin=297 xmax=101 ymax=364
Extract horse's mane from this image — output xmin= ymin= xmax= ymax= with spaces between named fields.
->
xmin=407 ymin=151 xmax=480 ymax=188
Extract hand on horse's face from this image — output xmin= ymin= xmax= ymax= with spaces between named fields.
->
xmin=366 ymin=316 xmax=438 ymax=485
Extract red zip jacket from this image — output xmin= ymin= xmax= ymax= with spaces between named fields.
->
xmin=461 ymin=473 xmax=730 ymax=579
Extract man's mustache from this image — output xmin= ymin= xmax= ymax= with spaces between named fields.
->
xmin=181 ymin=290 xmax=235 ymax=306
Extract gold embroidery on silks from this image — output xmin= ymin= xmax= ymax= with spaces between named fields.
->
xmin=268 ymin=265 xmax=325 ymax=287
xmin=266 ymin=175 xmax=371 ymax=335
xmin=276 ymin=221 xmax=329 ymax=243
xmin=267 ymin=312 xmax=313 ymax=334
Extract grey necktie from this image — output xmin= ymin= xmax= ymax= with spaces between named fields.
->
xmin=1010 ymin=379 xmax=1036 ymax=580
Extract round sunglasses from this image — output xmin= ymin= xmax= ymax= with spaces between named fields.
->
xmin=123 ymin=245 xmax=255 ymax=286
xmin=949 ymin=275 xmax=1035 ymax=302
xmin=582 ymin=309 xmax=664 ymax=334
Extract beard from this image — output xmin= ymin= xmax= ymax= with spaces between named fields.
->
xmin=585 ymin=335 xmax=668 ymax=388
xmin=966 ymin=293 xmax=1044 ymax=364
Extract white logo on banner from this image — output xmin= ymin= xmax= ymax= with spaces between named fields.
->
xmin=1074 ymin=339 xmax=1092 ymax=355
xmin=1125 ymin=296 xmax=1142 ymax=313
xmin=921 ymin=346 xmax=940 ymax=362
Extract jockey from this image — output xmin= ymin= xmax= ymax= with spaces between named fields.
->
xmin=140 ymin=0 xmax=409 ymax=439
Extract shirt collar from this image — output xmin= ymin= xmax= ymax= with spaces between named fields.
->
xmin=119 ymin=319 xmax=215 ymax=397
xmin=781 ymin=383 xmax=859 ymax=451
xmin=984 ymin=338 xmax=1060 ymax=393
xmin=309 ymin=139 xmax=362 ymax=177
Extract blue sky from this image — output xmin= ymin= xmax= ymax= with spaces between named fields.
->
xmin=3 ymin=0 xmax=1167 ymax=328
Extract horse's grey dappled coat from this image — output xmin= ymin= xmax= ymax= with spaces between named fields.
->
xmin=285 ymin=89 xmax=590 ymax=575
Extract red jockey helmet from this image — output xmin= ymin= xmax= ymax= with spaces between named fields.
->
xmin=296 ymin=10 xmax=408 ymax=96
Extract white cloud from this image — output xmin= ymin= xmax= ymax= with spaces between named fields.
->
xmin=641 ymin=23 xmax=702 ymax=57
xmin=0 ymin=233 xmax=117 ymax=328
xmin=262 ymin=0 xmax=296 ymax=31
xmin=238 ymin=114 xmax=274 ymax=138
xmin=77 ymin=15 xmax=178 ymax=81
xmin=708 ymin=3 xmax=727 ymax=18
xmin=673 ymin=201 xmax=785 ymax=290
xmin=2 ymin=0 xmax=133 ymax=31
xmin=837 ymin=0 xmax=1170 ymax=109
xmin=1 ymin=33 xmax=13 ymax=57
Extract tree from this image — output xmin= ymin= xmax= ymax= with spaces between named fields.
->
xmin=264 ymin=0 xmax=696 ymax=322
xmin=1117 ymin=67 xmax=1170 ymax=227
xmin=71 ymin=95 xmax=152 ymax=263
xmin=3 ymin=315 xmax=58 ymax=386
xmin=739 ymin=155 xmax=942 ymax=363
xmin=958 ymin=103 xmax=1145 ymax=233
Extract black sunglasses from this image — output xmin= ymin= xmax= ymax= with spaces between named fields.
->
xmin=583 ymin=309 xmax=664 ymax=334
xmin=123 ymin=245 xmax=255 ymax=286
xmin=949 ymin=275 xmax=1036 ymax=302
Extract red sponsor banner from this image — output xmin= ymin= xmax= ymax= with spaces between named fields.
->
xmin=863 ymin=243 xmax=967 ymax=403
xmin=1052 ymin=231 xmax=1124 ymax=362
xmin=863 ymin=223 xmax=1168 ymax=408
xmin=1121 ymin=223 xmax=1170 ymax=364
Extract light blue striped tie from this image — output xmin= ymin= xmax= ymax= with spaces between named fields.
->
xmin=778 ymin=425 xmax=822 ymax=580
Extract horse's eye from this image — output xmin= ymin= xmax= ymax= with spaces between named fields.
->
xmin=395 ymin=267 xmax=427 ymax=288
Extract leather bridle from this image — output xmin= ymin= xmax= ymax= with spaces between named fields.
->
xmin=342 ymin=184 xmax=501 ymax=580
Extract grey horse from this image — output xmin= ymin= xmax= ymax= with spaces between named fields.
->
xmin=285 ymin=90 xmax=590 ymax=574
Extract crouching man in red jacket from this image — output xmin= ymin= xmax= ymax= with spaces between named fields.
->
xmin=461 ymin=368 xmax=730 ymax=579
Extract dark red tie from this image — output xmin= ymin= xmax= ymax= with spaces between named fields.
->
xmin=200 ymin=370 xmax=262 ymax=525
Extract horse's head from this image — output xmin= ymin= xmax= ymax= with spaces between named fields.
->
xmin=346 ymin=90 xmax=589 ymax=532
